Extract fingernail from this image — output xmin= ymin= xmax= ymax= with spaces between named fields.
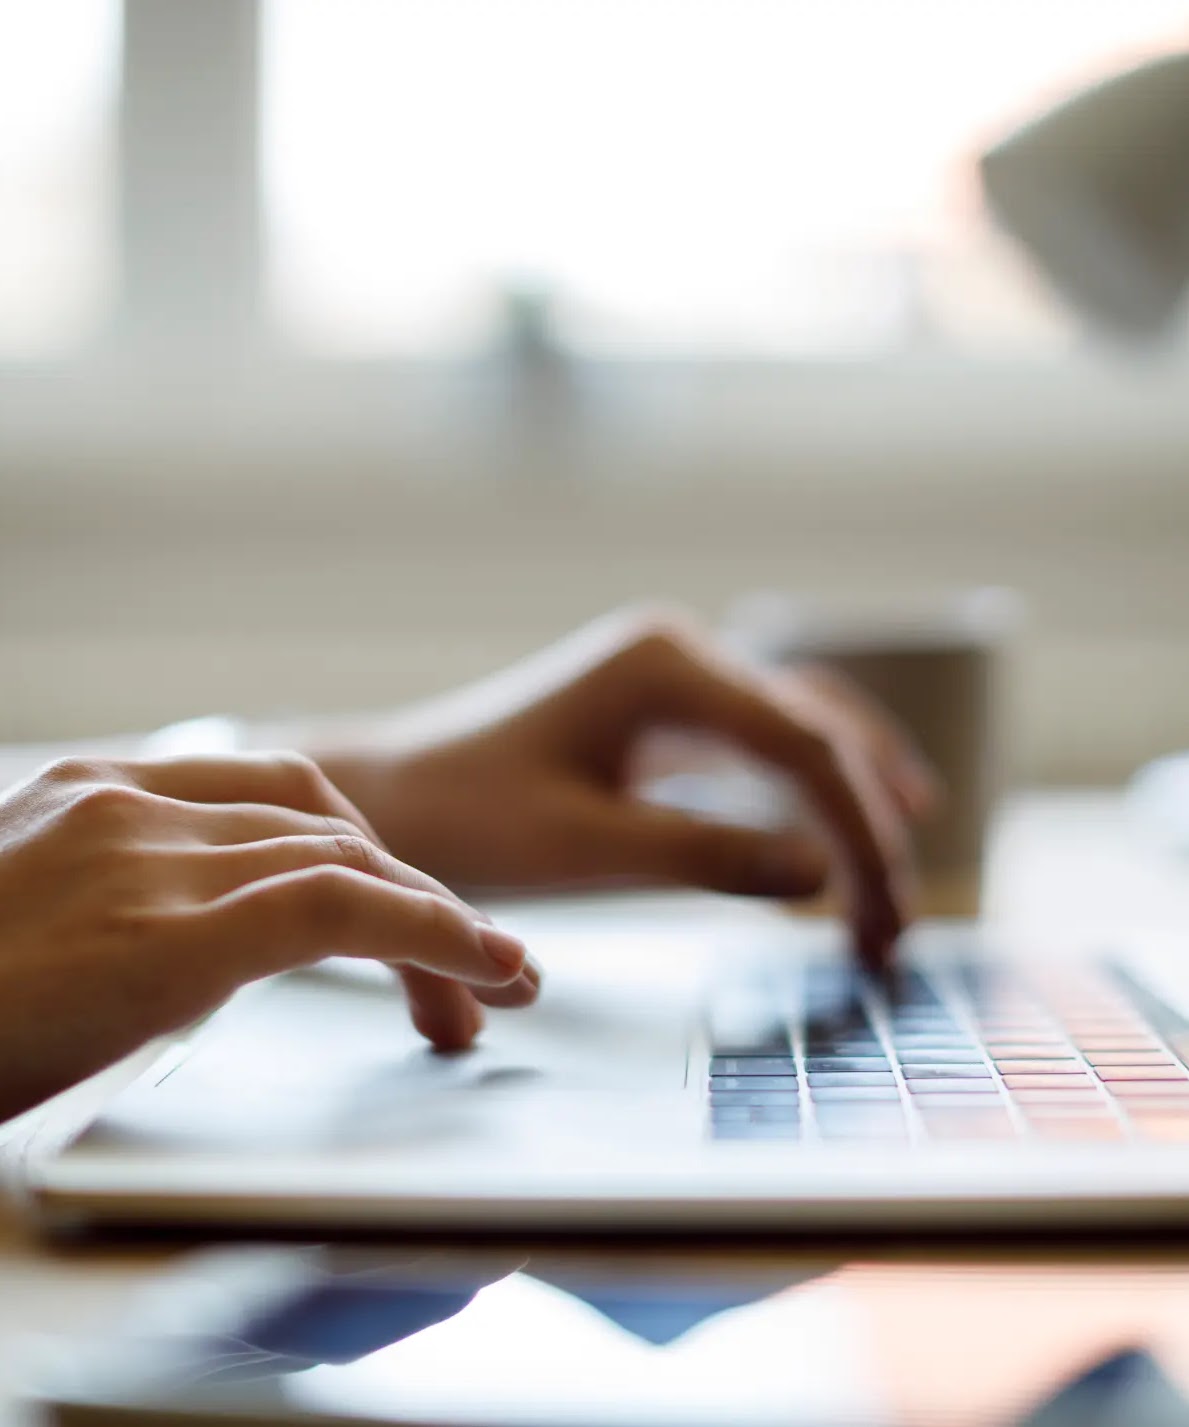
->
xmin=479 ymin=925 xmax=527 ymax=973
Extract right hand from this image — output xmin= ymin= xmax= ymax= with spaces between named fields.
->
xmin=0 ymin=753 xmax=534 ymax=1122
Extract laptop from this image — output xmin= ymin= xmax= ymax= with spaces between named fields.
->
xmin=24 ymin=892 xmax=1189 ymax=1237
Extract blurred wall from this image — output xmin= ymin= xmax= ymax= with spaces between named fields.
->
xmin=4 ymin=363 xmax=1189 ymax=785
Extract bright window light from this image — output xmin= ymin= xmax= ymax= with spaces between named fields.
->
xmin=263 ymin=0 xmax=1189 ymax=358
xmin=0 ymin=0 xmax=120 ymax=358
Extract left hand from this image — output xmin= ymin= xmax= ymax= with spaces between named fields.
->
xmin=314 ymin=610 xmax=936 ymax=979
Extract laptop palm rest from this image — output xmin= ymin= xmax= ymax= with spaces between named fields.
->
xmin=74 ymin=957 xmax=697 ymax=1158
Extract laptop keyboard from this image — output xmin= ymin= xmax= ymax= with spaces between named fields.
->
xmin=706 ymin=960 xmax=1189 ymax=1145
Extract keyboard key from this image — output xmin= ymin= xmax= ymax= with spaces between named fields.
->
xmin=888 ymin=995 xmax=944 ymax=1014
xmin=1108 ymin=1081 xmax=1189 ymax=1099
xmin=1118 ymin=1099 xmax=1189 ymax=1116
xmin=1022 ymin=1101 xmax=1117 ymax=1120
xmin=982 ymin=1042 xmax=1070 ymax=1055
xmin=712 ymin=1122 xmax=801 ymax=1140
xmin=893 ymin=1049 xmax=984 ymax=1065
xmin=818 ymin=1124 xmax=908 ymax=1142
xmin=907 ymin=1078 xmax=998 ymax=1094
xmin=885 ymin=970 xmax=941 ymax=1000
xmin=1085 ymin=1051 xmax=1177 ymax=1067
xmin=804 ymin=1038 xmax=882 ymax=1055
xmin=709 ymin=1056 xmax=796 ymax=1076
xmin=807 ymin=1072 xmax=896 ymax=1088
xmin=912 ymin=1091 xmax=1005 ymax=1108
xmin=1012 ymin=1088 xmax=1105 ymax=1104
xmin=708 ymin=1007 xmax=791 ymax=1051
xmin=711 ymin=1040 xmax=791 ymax=1057
xmin=813 ymin=1101 xmax=905 ymax=1122
xmin=1062 ymin=1018 xmax=1148 ymax=1033
xmin=810 ymin=1086 xmax=902 ymax=1102
xmin=891 ymin=1034 xmax=976 ymax=1050
xmin=1094 ymin=1067 xmax=1189 ymax=1082
xmin=814 ymin=1109 xmax=907 ymax=1140
xmin=902 ymin=1064 xmax=992 ymax=1080
xmin=994 ymin=1059 xmax=1082 ymax=1074
xmin=711 ymin=1075 xmax=798 ymax=1092
xmin=1131 ymin=1115 xmax=1189 ymax=1143
xmin=712 ymin=1104 xmax=800 ymax=1123
xmin=920 ymin=1109 xmax=1016 ymax=1140
xmin=1031 ymin=1119 xmax=1125 ymax=1142
xmin=710 ymin=1089 xmax=800 ymax=1106
xmin=1075 ymin=1038 xmax=1160 ymax=1052
xmin=1003 ymin=1073 xmax=1094 ymax=1089
xmin=803 ymin=1057 xmax=890 ymax=1073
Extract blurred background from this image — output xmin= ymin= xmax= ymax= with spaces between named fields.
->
xmin=3 ymin=0 xmax=1189 ymax=784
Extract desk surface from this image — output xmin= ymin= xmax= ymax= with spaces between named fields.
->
xmin=3 ymin=789 xmax=1189 ymax=1425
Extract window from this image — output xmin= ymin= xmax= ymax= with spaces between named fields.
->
xmin=0 ymin=0 xmax=120 ymax=357
xmin=263 ymin=0 xmax=1189 ymax=359
xmin=2 ymin=1 xmax=1187 ymax=376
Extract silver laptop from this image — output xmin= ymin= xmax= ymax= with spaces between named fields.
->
xmin=25 ymin=893 xmax=1189 ymax=1236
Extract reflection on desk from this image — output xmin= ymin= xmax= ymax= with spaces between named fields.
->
xmin=30 ymin=1245 xmax=865 ymax=1426
xmin=26 ymin=1244 xmax=1189 ymax=1427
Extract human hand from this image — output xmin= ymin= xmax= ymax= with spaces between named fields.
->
xmin=314 ymin=609 xmax=937 ymax=977
xmin=0 ymin=753 xmax=532 ymax=1120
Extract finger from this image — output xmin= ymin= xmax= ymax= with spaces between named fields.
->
xmin=649 ymin=637 xmax=912 ymax=964
xmin=787 ymin=666 xmax=941 ymax=818
xmin=394 ymin=959 xmax=541 ymax=1053
xmin=189 ymin=801 xmax=405 ymax=855
xmin=181 ymin=833 xmax=478 ymax=915
xmin=122 ymin=752 xmax=385 ymax=844
xmin=396 ymin=966 xmax=486 ymax=1051
xmin=181 ymin=867 xmax=527 ymax=988
xmin=591 ymin=803 xmax=830 ymax=899
xmin=180 ymin=835 xmax=527 ymax=1053
xmin=472 ymin=957 xmax=543 ymax=1008
xmin=182 ymin=826 xmax=509 ymax=1053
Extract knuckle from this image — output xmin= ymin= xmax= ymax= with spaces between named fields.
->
xmin=409 ymin=891 xmax=469 ymax=946
xmin=270 ymin=750 xmax=330 ymax=803
xmin=327 ymin=833 xmax=385 ymax=880
xmin=287 ymin=864 xmax=357 ymax=941
xmin=38 ymin=755 xmax=118 ymax=788
xmin=63 ymin=780 xmax=152 ymax=832
xmin=603 ymin=606 xmax=701 ymax=686
xmin=623 ymin=604 xmax=698 ymax=658
xmin=323 ymin=814 xmax=363 ymax=843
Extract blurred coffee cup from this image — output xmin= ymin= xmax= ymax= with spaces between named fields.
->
xmin=725 ymin=587 xmax=1020 ymax=888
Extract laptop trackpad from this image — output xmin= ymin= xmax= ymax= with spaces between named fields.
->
xmin=84 ymin=958 xmax=697 ymax=1156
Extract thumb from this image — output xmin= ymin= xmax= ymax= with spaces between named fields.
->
xmin=613 ymin=804 xmax=831 ymax=899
